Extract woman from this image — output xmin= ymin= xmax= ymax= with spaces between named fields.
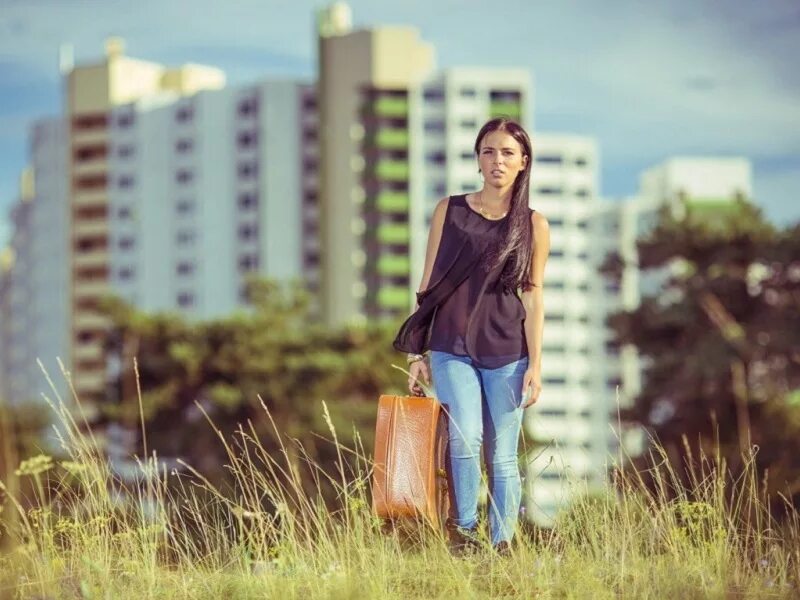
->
xmin=393 ymin=116 xmax=550 ymax=556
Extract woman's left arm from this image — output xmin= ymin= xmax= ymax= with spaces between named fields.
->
xmin=519 ymin=211 xmax=550 ymax=408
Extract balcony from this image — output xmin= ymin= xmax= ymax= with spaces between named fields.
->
xmin=74 ymin=311 xmax=110 ymax=331
xmin=73 ymin=219 xmax=108 ymax=238
xmin=376 ymin=192 xmax=409 ymax=212
xmin=373 ymin=96 xmax=408 ymax=118
xmin=489 ymin=101 xmax=521 ymax=120
xmin=72 ymin=340 xmax=104 ymax=362
xmin=73 ymin=159 xmax=109 ymax=178
xmin=74 ymin=250 xmax=109 ymax=269
xmin=377 ymin=286 xmax=409 ymax=309
xmin=377 ymin=254 xmax=410 ymax=276
xmin=375 ymin=160 xmax=409 ymax=182
xmin=73 ymin=279 xmax=109 ymax=298
xmin=374 ymin=128 xmax=409 ymax=149
xmin=73 ymin=190 xmax=108 ymax=208
xmin=71 ymin=128 xmax=109 ymax=147
xmin=376 ymin=223 xmax=409 ymax=244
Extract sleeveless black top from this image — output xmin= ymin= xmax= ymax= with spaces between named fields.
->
xmin=393 ymin=193 xmax=531 ymax=369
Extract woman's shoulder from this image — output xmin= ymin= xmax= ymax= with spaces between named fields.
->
xmin=530 ymin=208 xmax=549 ymax=230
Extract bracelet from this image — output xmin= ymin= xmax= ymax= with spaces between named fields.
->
xmin=406 ymin=353 xmax=425 ymax=365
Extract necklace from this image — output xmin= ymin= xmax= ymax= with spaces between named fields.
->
xmin=477 ymin=190 xmax=508 ymax=220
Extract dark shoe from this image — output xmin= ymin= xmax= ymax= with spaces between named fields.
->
xmin=446 ymin=518 xmax=482 ymax=558
xmin=493 ymin=540 xmax=513 ymax=557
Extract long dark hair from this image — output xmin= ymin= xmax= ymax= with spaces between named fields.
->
xmin=474 ymin=117 xmax=535 ymax=293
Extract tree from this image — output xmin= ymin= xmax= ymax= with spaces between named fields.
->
xmin=602 ymin=199 xmax=800 ymax=504
xmin=98 ymin=277 xmax=406 ymax=500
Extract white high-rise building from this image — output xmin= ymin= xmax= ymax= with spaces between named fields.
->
xmin=520 ymin=133 xmax=610 ymax=524
xmin=105 ymin=81 xmax=316 ymax=318
xmin=0 ymin=39 xmax=320 ymax=410
xmin=0 ymin=120 xmax=71 ymax=409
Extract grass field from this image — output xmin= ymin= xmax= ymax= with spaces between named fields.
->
xmin=1 ymin=381 xmax=798 ymax=599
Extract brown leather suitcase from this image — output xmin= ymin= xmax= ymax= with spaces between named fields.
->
xmin=372 ymin=394 xmax=450 ymax=530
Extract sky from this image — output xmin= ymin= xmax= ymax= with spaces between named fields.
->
xmin=1 ymin=0 xmax=798 ymax=245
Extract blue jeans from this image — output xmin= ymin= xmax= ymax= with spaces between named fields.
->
xmin=429 ymin=350 xmax=528 ymax=546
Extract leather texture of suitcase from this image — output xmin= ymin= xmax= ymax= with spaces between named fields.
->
xmin=372 ymin=394 xmax=450 ymax=530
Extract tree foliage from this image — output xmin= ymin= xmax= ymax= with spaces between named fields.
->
xmin=602 ymin=199 xmax=800 ymax=503
xmin=98 ymin=277 xmax=407 ymax=498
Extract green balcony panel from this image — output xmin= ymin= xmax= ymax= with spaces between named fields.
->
xmin=377 ymin=254 xmax=410 ymax=275
xmin=377 ymin=223 xmax=409 ymax=244
xmin=374 ymin=96 xmax=408 ymax=117
xmin=375 ymin=160 xmax=409 ymax=181
xmin=376 ymin=192 xmax=409 ymax=212
xmin=378 ymin=286 xmax=410 ymax=309
xmin=375 ymin=128 xmax=409 ymax=149
xmin=490 ymin=101 xmax=521 ymax=119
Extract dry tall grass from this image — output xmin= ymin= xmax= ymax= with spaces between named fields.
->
xmin=0 ymin=363 xmax=798 ymax=599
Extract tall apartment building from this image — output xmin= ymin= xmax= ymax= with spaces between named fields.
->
xmin=317 ymin=4 xmax=532 ymax=326
xmin=1 ymin=38 xmax=319 ymax=409
xmin=66 ymin=38 xmax=226 ymax=409
xmin=520 ymin=133 xmax=610 ymax=524
xmin=317 ymin=3 xmax=435 ymax=326
xmin=0 ymin=135 xmax=70 ymax=411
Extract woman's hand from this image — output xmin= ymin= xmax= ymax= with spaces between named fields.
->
xmin=520 ymin=368 xmax=542 ymax=409
xmin=408 ymin=359 xmax=431 ymax=396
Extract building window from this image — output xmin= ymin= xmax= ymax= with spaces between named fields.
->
xmin=536 ymin=155 xmax=563 ymax=165
xmin=575 ymin=157 xmax=588 ymax=167
xmin=459 ymin=87 xmax=477 ymax=98
xmin=176 ymin=199 xmax=194 ymax=215
xmin=238 ymin=223 xmax=257 ymax=241
xmin=118 ymin=266 xmax=134 ymax=280
xmin=423 ymin=88 xmax=444 ymax=101
xmin=117 ymin=113 xmax=135 ymax=128
xmin=545 ymin=314 xmax=565 ymax=322
xmin=238 ymin=192 xmax=257 ymax=210
xmin=536 ymin=186 xmax=562 ymax=195
xmin=118 ymin=206 xmax=132 ymax=219
xmin=238 ymin=161 xmax=258 ymax=179
xmin=540 ymin=408 xmax=567 ymax=417
xmin=176 ymin=139 xmax=193 ymax=153
xmin=176 ymin=262 xmax=194 ymax=276
xmin=460 ymin=151 xmax=474 ymax=160
xmin=117 ymin=144 xmax=134 ymax=159
xmin=548 ymin=217 xmax=563 ymax=227
xmin=237 ymin=131 xmax=257 ymax=149
xmin=118 ymin=237 xmax=135 ymax=251
xmin=176 ymin=230 xmax=195 ymax=245
xmin=176 ymin=106 xmax=193 ymax=123
xmin=238 ymin=98 xmax=257 ymax=117
xmin=424 ymin=120 xmax=445 ymax=133
xmin=176 ymin=169 xmax=193 ymax=184
xmin=426 ymin=150 xmax=446 ymax=166
xmin=238 ymin=254 xmax=258 ymax=272
xmin=177 ymin=292 xmax=194 ymax=307
xmin=460 ymin=119 xmax=477 ymax=129
xmin=575 ymin=188 xmax=590 ymax=198
xmin=118 ymin=175 xmax=134 ymax=189
xmin=543 ymin=376 xmax=567 ymax=385
xmin=550 ymin=249 xmax=564 ymax=257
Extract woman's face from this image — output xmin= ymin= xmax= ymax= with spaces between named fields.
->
xmin=478 ymin=129 xmax=529 ymax=189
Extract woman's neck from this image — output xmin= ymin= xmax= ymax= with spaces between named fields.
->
xmin=480 ymin=185 xmax=513 ymax=211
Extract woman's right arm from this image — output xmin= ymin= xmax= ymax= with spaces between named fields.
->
xmin=414 ymin=197 xmax=449 ymax=310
